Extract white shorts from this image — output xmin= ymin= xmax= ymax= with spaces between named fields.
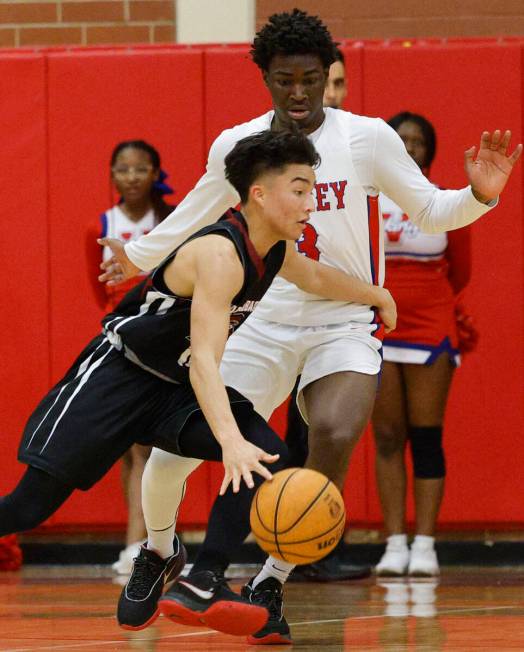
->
xmin=220 ymin=316 xmax=382 ymax=423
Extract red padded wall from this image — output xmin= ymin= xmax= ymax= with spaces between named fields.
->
xmin=362 ymin=42 xmax=524 ymax=524
xmin=44 ymin=48 xmax=208 ymax=525
xmin=0 ymin=54 xmax=49 ymax=494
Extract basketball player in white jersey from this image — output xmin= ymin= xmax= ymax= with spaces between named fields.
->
xmin=99 ymin=10 xmax=522 ymax=644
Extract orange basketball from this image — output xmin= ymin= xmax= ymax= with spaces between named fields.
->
xmin=250 ymin=467 xmax=346 ymax=565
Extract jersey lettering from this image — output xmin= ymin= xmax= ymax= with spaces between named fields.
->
xmin=315 ymin=183 xmax=330 ymax=211
xmin=329 ymin=181 xmax=347 ymax=209
xmin=313 ymin=180 xmax=348 ymax=212
xmin=296 ymin=223 xmax=320 ymax=261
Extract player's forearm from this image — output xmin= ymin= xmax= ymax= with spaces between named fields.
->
xmin=410 ymin=186 xmax=495 ymax=234
xmin=189 ymin=356 xmax=245 ymax=446
xmin=306 ymin=264 xmax=389 ymax=307
xmin=375 ymin=120 xmax=495 ymax=235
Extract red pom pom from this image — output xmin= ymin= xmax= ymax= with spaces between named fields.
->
xmin=0 ymin=535 xmax=23 ymax=571
xmin=455 ymin=304 xmax=479 ymax=354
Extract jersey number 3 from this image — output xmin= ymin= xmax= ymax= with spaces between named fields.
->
xmin=296 ymin=223 xmax=320 ymax=261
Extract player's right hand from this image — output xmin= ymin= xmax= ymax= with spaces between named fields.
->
xmin=376 ymin=287 xmax=397 ymax=333
xmin=97 ymin=237 xmax=141 ymax=285
xmin=219 ymin=438 xmax=280 ymax=496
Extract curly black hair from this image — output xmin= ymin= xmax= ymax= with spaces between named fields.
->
xmin=225 ymin=129 xmax=320 ymax=204
xmin=388 ymin=112 xmax=437 ymax=170
xmin=251 ymin=8 xmax=337 ymax=71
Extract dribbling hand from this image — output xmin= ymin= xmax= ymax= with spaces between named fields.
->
xmin=97 ymin=237 xmax=141 ymax=285
xmin=219 ymin=438 xmax=280 ymax=496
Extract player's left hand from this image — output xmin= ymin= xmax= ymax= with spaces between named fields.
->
xmin=97 ymin=237 xmax=141 ymax=286
xmin=219 ymin=438 xmax=280 ymax=495
xmin=465 ymin=130 xmax=522 ymax=203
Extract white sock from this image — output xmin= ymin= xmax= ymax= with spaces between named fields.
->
xmin=142 ymin=448 xmax=201 ymax=559
xmin=251 ymin=556 xmax=295 ymax=588
xmin=412 ymin=534 xmax=435 ymax=549
xmin=387 ymin=534 xmax=408 ymax=547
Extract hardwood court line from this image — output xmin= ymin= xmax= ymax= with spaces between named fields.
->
xmin=3 ymin=605 xmax=523 ymax=652
xmin=290 ymin=604 xmax=523 ymax=627
xmin=3 ymin=628 xmax=221 ymax=652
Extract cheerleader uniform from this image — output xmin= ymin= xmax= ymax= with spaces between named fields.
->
xmin=381 ymin=191 xmax=471 ymax=366
xmin=87 ymin=205 xmax=157 ymax=312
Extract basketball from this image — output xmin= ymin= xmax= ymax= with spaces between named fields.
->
xmin=250 ymin=468 xmax=346 ymax=564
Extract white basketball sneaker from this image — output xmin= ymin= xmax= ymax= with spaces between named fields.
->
xmin=112 ymin=541 xmax=143 ymax=575
xmin=375 ymin=534 xmax=410 ymax=576
xmin=408 ymin=535 xmax=439 ymax=577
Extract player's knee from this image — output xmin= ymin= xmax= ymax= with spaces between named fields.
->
xmin=374 ymin=424 xmax=406 ymax=458
xmin=144 ymin=449 xmax=193 ymax=485
xmin=408 ymin=426 xmax=446 ymax=478
xmin=310 ymin=416 xmax=358 ymax=454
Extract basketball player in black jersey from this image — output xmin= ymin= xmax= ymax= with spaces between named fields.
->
xmin=0 ymin=129 xmax=396 ymax=635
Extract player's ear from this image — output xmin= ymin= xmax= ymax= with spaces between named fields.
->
xmin=250 ymin=183 xmax=265 ymax=207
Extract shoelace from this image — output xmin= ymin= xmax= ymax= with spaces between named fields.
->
xmin=127 ymin=557 xmax=163 ymax=598
xmin=252 ymin=586 xmax=282 ymax=619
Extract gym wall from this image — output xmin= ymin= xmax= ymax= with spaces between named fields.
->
xmin=0 ymin=39 xmax=522 ymax=530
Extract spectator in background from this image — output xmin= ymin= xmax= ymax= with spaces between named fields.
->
xmin=86 ymin=140 xmax=174 ymax=574
xmin=323 ymin=47 xmax=347 ymax=109
xmin=374 ymin=112 xmax=477 ymax=577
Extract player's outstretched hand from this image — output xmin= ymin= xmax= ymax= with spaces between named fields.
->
xmin=97 ymin=237 xmax=141 ymax=286
xmin=219 ymin=438 xmax=280 ymax=496
xmin=376 ymin=287 xmax=397 ymax=333
xmin=465 ymin=130 xmax=522 ymax=203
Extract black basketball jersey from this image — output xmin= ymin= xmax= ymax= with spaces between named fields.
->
xmin=102 ymin=210 xmax=286 ymax=383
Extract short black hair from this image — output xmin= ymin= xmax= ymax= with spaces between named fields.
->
xmin=251 ymin=8 xmax=337 ymax=72
xmin=334 ymin=46 xmax=345 ymax=66
xmin=110 ymin=139 xmax=161 ymax=170
xmin=388 ymin=111 xmax=437 ymax=169
xmin=225 ymin=129 xmax=320 ymax=204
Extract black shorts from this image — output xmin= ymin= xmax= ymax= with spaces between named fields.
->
xmin=18 ymin=335 xmax=250 ymax=490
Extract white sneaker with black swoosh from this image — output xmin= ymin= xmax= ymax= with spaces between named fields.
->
xmin=158 ymin=570 xmax=269 ymax=636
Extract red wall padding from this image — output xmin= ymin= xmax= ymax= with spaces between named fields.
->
xmin=0 ymin=55 xmax=49 ymax=493
xmin=1 ymin=41 xmax=523 ymax=530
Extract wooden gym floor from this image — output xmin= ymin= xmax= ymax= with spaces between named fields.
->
xmin=0 ymin=566 xmax=523 ymax=651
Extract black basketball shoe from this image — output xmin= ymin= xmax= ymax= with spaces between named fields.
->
xmin=241 ymin=577 xmax=292 ymax=645
xmin=117 ymin=535 xmax=187 ymax=630
xmin=159 ymin=569 xmax=268 ymax=636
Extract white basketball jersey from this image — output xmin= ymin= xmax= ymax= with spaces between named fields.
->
xmin=256 ymin=109 xmax=383 ymax=325
xmin=125 ymin=108 xmax=492 ymax=328
xmin=380 ymin=192 xmax=448 ymax=262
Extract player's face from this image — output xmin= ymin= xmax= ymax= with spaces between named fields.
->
xmin=264 ymin=54 xmax=328 ymax=134
xmin=258 ymin=163 xmax=316 ymax=240
xmin=396 ymin=121 xmax=428 ymax=170
xmin=323 ymin=60 xmax=347 ymax=109
xmin=111 ymin=147 xmax=159 ymax=205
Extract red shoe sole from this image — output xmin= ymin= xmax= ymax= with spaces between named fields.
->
xmin=118 ymin=608 xmax=160 ymax=631
xmin=159 ymin=599 xmax=268 ymax=636
xmin=246 ymin=632 xmax=293 ymax=645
